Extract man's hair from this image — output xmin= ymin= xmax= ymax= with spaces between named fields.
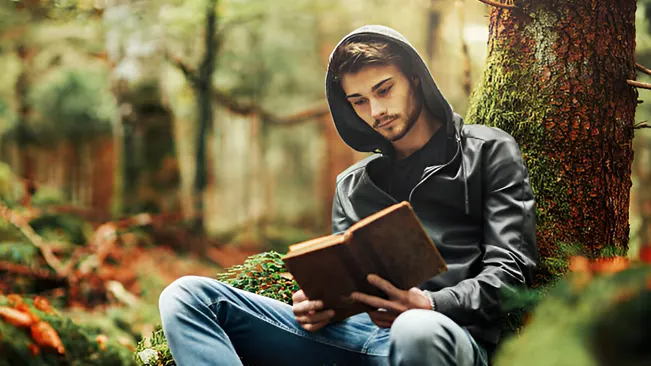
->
xmin=330 ymin=38 xmax=414 ymax=82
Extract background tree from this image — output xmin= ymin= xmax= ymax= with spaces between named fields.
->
xmin=467 ymin=0 xmax=638 ymax=283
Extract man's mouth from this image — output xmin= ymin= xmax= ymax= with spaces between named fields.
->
xmin=376 ymin=117 xmax=397 ymax=128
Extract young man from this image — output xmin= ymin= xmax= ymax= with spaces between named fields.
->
xmin=159 ymin=25 xmax=537 ymax=366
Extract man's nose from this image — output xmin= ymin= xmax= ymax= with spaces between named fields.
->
xmin=370 ymin=99 xmax=386 ymax=121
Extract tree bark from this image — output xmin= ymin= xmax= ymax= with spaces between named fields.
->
xmin=466 ymin=0 xmax=637 ymax=282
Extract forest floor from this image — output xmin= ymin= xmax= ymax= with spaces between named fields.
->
xmin=60 ymin=242 xmax=261 ymax=349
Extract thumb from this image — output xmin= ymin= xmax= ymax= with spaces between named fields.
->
xmin=408 ymin=287 xmax=431 ymax=308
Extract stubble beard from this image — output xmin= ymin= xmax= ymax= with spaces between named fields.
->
xmin=382 ymin=93 xmax=423 ymax=142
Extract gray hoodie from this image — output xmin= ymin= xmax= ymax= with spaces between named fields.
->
xmin=326 ymin=25 xmax=538 ymax=350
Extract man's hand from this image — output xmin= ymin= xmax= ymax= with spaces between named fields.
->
xmin=351 ymin=274 xmax=431 ymax=328
xmin=291 ymin=290 xmax=335 ymax=332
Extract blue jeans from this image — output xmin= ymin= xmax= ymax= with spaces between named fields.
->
xmin=159 ymin=276 xmax=489 ymax=366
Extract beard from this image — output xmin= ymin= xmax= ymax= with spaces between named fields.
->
xmin=374 ymin=89 xmax=424 ymax=142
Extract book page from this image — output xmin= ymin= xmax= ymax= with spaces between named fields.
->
xmin=285 ymin=234 xmax=345 ymax=257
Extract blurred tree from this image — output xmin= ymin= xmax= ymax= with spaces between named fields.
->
xmin=467 ymin=0 xmax=637 ymax=282
xmin=163 ymin=0 xmax=224 ymax=233
xmin=0 ymin=0 xmax=108 ymax=202
xmin=162 ymin=0 xmax=326 ymax=234
xmin=102 ymin=1 xmax=178 ymax=215
xmin=632 ymin=136 xmax=651 ymax=248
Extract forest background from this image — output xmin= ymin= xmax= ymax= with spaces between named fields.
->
xmin=1 ymin=0 xmax=651 ymax=365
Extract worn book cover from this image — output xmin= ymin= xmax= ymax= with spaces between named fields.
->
xmin=283 ymin=201 xmax=447 ymax=321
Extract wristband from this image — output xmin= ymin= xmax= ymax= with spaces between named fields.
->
xmin=426 ymin=292 xmax=437 ymax=311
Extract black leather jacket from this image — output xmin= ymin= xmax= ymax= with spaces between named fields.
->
xmin=326 ymin=26 xmax=538 ymax=348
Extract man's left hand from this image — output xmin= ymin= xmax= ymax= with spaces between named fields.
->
xmin=351 ymin=274 xmax=431 ymax=328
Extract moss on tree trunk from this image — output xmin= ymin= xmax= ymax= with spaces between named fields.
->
xmin=466 ymin=0 xmax=637 ymax=282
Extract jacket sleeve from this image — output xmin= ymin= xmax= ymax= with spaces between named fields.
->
xmin=426 ymin=138 xmax=538 ymax=325
xmin=331 ymin=183 xmax=354 ymax=234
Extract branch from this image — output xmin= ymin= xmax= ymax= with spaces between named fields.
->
xmin=164 ymin=51 xmax=199 ymax=85
xmin=634 ymin=121 xmax=650 ymax=130
xmin=265 ymin=103 xmax=330 ymax=126
xmin=0 ymin=201 xmax=67 ymax=276
xmin=0 ymin=261 xmax=64 ymax=282
xmin=218 ymin=13 xmax=265 ymax=33
xmin=106 ymin=280 xmax=141 ymax=307
xmin=627 ymin=80 xmax=651 ymax=90
xmin=213 ymin=89 xmax=330 ymax=126
xmin=477 ymin=0 xmax=518 ymax=10
xmin=636 ymin=63 xmax=651 ymax=77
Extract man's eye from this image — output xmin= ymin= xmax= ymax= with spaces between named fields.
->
xmin=353 ymin=99 xmax=367 ymax=106
xmin=378 ymin=85 xmax=392 ymax=96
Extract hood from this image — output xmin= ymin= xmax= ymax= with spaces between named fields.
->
xmin=325 ymin=25 xmax=456 ymax=153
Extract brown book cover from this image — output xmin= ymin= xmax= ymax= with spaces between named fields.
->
xmin=283 ymin=201 xmax=447 ymax=321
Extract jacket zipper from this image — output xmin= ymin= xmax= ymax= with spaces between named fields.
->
xmin=362 ymin=129 xmax=462 ymax=205
xmin=407 ymin=133 xmax=462 ymax=202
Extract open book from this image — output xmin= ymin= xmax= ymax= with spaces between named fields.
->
xmin=283 ymin=201 xmax=447 ymax=321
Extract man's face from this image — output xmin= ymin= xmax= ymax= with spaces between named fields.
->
xmin=341 ymin=64 xmax=422 ymax=142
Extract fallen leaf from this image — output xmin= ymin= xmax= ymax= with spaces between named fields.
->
xmin=591 ymin=256 xmax=630 ymax=275
xmin=15 ymin=303 xmax=39 ymax=323
xmin=569 ymin=256 xmax=591 ymax=273
xmin=33 ymin=296 xmax=56 ymax=315
xmin=96 ymin=334 xmax=108 ymax=351
xmin=7 ymin=294 xmax=23 ymax=307
xmin=31 ymin=321 xmax=65 ymax=355
xmin=0 ymin=306 xmax=34 ymax=327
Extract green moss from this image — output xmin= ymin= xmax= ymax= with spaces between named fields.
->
xmin=466 ymin=28 xmax=574 ymax=282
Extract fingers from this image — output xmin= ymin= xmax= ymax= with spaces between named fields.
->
xmin=370 ymin=319 xmax=393 ymax=328
xmin=369 ymin=310 xmax=397 ymax=322
xmin=295 ymin=308 xmax=335 ymax=326
xmin=407 ymin=287 xmax=433 ymax=310
xmin=367 ymin=274 xmax=402 ymax=299
xmin=368 ymin=310 xmax=397 ymax=328
xmin=292 ymin=299 xmax=324 ymax=316
xmin=301 ymin=318 xmax=330 ymax=332
xmin=291 ymin=291 xmax=336 ymax=332
xmin=351 ymin=292 xmax=407 ymax=314
xmin=369 ymin=310 xmax=395 ymax=328
xmin=292 ymin=290 xmax=306 ymax=304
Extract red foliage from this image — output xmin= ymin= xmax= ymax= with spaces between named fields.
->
xmin=639 ymin=246 xmax=651 ymax=264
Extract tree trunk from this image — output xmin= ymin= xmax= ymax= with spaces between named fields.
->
xmin=426 ymin=1 xmax=441 ymax=66
xmin=15 ymin=44 xmax=36 ymax=183
xmin=191 ymin=0 xmax=219 ymax=233
xmin=466 ymin=0 xmax=637 ymax=282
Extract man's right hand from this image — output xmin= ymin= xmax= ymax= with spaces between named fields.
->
xmin=291 ymin=290 xmax=335 ymax=332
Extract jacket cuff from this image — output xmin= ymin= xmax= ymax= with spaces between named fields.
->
xmin=425 ymin=290 xmax=457 ymax=315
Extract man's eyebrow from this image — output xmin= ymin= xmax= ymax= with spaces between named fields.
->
xmin=345 ymin=77 xmax=393 ymax=99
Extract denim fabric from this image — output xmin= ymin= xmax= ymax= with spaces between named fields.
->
xmin=159 ymin=276 xmax=488 ymax=366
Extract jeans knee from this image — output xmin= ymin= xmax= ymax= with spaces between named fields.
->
xmin=391 ymin=309 xmax=457 ymax=352
xmin=159 ymin=275 xmax=215 ymax=320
